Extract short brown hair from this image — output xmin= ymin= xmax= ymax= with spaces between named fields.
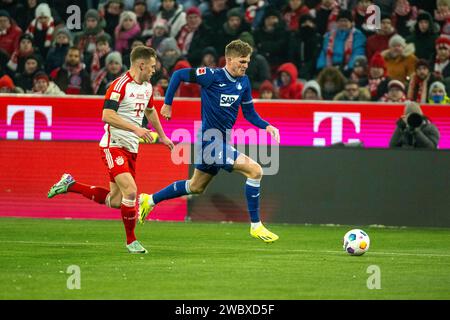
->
xmin=130 ymin=46 xmax=157 ymax=64
xmin=225 ymin=40 xmax=253 ymax=58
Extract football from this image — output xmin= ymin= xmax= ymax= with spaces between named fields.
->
xmin=343 ymin=229 xmax=370 ymax=256
xmin=139 ymin=132 xmax=159 ymax=144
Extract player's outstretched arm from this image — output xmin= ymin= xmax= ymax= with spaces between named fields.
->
xmin=144 ymin=107 xmax=174 ymax=150
xmin=102 ymin=109 xmax=153 ymax=141
xmin=161 ymin=67 xmax=213 ymax=121
xmin=164 ymin=69 xmax=192 ymax=105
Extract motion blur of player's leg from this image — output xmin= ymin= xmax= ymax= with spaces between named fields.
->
xmin=48 ymin=173 xmax=147 ymax=253
xmin=139 ymin=154 xmax=278 ymax=243
xmin=232 ymin=154 xmax=279 ymax=243
xmin=47 ymin=173 xmax=110 ymax=204
xmin=138 ymin=170 xmax=213 ymax=224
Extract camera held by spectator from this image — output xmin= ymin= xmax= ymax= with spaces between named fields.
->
xmin=389 ymin=101 xmax=440 ymax=149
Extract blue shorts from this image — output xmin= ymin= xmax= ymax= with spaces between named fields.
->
xmin=194 ymin=140 xmax=241 ymax=176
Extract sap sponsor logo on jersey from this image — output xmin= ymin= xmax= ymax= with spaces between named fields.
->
xmin=220 ymin=94 xmax=240 ymax=107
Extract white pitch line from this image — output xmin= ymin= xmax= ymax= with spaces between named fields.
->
xmin=2 ymin=240 xmax=450 ymax=258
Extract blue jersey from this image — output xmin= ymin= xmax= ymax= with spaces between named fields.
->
xmin=164 ymin=67 xmax=269 ymax=141
xmin=192 ymin=67 xmax=253 ymax=136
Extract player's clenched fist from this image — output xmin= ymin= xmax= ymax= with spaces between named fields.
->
xmin=266 ymin=125 xmax=280 ymax=144
xmin=161 ymin=104 xmax=172 ymax=120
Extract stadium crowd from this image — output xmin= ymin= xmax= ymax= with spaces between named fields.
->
xmin=0 ymin=0 xmax=449 ymax=104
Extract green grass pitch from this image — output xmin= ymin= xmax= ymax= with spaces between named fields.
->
xmin=1 ymin=217 xmax=449 ymax=300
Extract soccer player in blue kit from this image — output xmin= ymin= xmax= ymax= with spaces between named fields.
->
xmin=139 ymin=40 xmax=280 ymax=242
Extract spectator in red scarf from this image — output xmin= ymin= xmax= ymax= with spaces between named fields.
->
xmin=115 ymin=11 xmax=142 ymax=54
xmin=176 ymin=6 xmax=213 ymax=67
xmin=275 ymin=62 xmax=304 ymax=99
xmin=391 ymin=0 xmax=418 ymax=38
xmin=89 ymin=35 xmax=113 ymax=81
xmin=380 ymin=79 xmax=407 ymax=102
xmin=282 ymin=0 xmax=310 ymax=31
xmin=0 ymin=9 xmax=22 ymax=57
xmin=242 ymin=0 xmax=266 ymax=31
xmin=316 ymin=9 xmax=366 ymax=76
xmin=92 ymin=51 xmax=127 ymax=95
xmin=313 ymin=0 xmax=340 ymax=36
xmin=366 ymin=13 xmax=395 ymax=61
xmin=26 ymin=3 xmax=55 ymax=58
xmin=433 ymin=36 xmax=450 ymax=79
xmin=74 ymin=9 xmax=111 ymax=56
xmin=367 ymin=52 xmax=391 ymax=101
xmin=6 ymin=33 xmax=40 ymax=75
xmin=50 ymin=46 xmax=92 ymax=95
xmin=407 ymin=59 xmax=440 ymax=102
xmin=353 ymin=0 xmax=376 ymax=37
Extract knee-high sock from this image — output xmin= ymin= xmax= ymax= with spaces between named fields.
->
xmin=153 ymin=180 xmax=191 ymax=205
xmin=245 ymin=178 xmax=261 ymax=223
xmin=68 ymin=182 xmax=109 ymax=204
xmin=121 ymin=198 xmax=137 ymax=245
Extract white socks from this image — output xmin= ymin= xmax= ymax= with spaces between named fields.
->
xmin=251 ymin=221 xmax=262 ymax=230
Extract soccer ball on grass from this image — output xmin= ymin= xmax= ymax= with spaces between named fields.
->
xmin=343 ymin=229 xmax=370 ymax=256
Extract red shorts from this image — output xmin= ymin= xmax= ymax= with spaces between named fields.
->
xmin=100 ymin=147 xmax=138 ymax=182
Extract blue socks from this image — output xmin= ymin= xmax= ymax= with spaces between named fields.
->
xmin=245 ymin=178 xmax=261 ymax=223
xmin=153 ymin=180 xmax=191 ymax=205
xmin=153 ymin=178 xmax=262 ymax=224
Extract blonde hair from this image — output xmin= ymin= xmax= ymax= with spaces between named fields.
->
xmin=225 ymin=40 xmax=253 ymax=58
xmin=130 ymin=46 xmax=157 ymax=64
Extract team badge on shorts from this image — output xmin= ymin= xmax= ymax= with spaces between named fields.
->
xmin=115 ymin=156 xmax=124 ymax=166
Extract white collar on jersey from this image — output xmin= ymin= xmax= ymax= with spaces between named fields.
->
xmin=223 ymin=67 xmax=237 ymax=82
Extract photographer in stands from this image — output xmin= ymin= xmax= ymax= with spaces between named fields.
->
xmin=389 ymin=101 xmax=440 ymax=149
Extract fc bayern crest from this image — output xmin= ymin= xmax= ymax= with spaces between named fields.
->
xmin=115 ymin=156 xmax=124 ymax=166
xmin=236 ymin=82 xmax=242 ymax=90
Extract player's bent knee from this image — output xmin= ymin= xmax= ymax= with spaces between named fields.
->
xmin=121 ymin=191 xmax=137 ymax=201
xmin=249 ymin=164 xmax=263 ymax=180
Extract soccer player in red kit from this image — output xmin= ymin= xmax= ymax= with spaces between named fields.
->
xmin=47 ymin=46 xmax=174 ymax=253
